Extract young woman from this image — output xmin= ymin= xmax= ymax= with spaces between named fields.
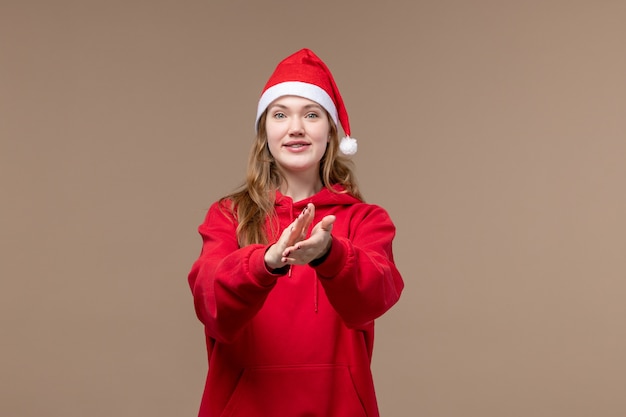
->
xmin=188 ymin=48 xmax=404 ymax=417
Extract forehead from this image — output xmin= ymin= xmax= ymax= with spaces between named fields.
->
xmin=268 ymin=95 xmax=323 ymax=109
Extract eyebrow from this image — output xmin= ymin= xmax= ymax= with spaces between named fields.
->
xmin=269 ymin=103 xmax=323 ymax=110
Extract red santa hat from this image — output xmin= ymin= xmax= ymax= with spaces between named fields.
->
xmin=255 ymin=48 xmax=358 ymax=155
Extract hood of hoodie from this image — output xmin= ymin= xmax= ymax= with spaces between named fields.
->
xmin=274 ymin=184 xmax=362 ymax=212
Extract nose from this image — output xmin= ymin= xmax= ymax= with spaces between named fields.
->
xmin=288 ymin=118 xmax=304 ymax=137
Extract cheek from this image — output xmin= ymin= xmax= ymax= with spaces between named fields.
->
xmin=317 ymin=120 xmax=332 ymax=140
xmin=265 ymin=127 xmax=279 ymax=146
xmin=265 ymin=123 xmax=287 ymax=143
xmin=312 ymin=125 xmax=331 ymax=144
xmin=265 ymin=130 xmax=286 ymax=159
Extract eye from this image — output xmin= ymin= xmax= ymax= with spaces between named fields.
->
xmin=305 ymin=112 xmax=319 ymax=119
xmin=273 ymin=112 xmax=286 ymax=119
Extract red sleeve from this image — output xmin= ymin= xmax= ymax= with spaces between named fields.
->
xmin=312 ymin=205 xmax=404 ymax=329
xmin=187 ymin=201 xmax=284 ymax=343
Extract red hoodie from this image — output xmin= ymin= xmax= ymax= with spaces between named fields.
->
xmin=188 ymin=186 xmax=404 ymax=417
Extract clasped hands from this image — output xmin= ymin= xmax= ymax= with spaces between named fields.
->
xmin=264 ymin=203 xmax=336 ymax=271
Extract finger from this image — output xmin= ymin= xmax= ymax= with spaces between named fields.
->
xmin=282 ymin=243 xmax=302 ymax=258
xmin=280 ymin=224 xmax=297 ymax=248
xmin=281 ymin=251 xmax=311 ymax=265
xmin=320 ymin=215 xmax=336 ymax=231
xmin=299 ymin=204 xmax=315 ymax=237
xmin=285 ymin=211 xmax=309 ymax=245
xmin=281 ymin=247 xmax=302 ymax=264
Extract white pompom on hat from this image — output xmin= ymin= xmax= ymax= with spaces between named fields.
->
xmin=256 ymin=48 xmax=357 ymax=155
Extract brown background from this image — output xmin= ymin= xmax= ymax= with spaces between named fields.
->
xmin=2 ymin=1 xmax=625 ymax=416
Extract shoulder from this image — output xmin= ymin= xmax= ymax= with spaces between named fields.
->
xmin=354 ymin=202 xmax=397 ymax=228
xmin=348 ymin=200 xmax=392 ymax=216
xmin=202 ymin=198 xmax=237 ymax=225
xmin=336 ymin=201 xmax=396 ymax=229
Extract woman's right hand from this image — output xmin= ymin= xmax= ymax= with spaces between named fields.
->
xmin=264 ymin=203 xmax=315 ymax=270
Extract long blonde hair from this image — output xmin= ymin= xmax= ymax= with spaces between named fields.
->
xmin=221 ymin=110 xmax=363 ymax=247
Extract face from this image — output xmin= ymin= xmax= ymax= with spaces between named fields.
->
xmin=265 ymin=96 xmax=331 ymax=178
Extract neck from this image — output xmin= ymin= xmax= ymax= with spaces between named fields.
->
xmin=279 ymin=171 xmax=323 ymax=202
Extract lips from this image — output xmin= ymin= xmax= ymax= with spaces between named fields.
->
xmin=283 ymin=141 xmax=310 ymax=149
